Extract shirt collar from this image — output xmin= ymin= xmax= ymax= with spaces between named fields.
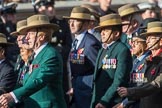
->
xmin=74 ymin=31 xmax=87 ymax=49
xmin=102 ymin=41 xmax=115 ymax=49
xmin=34 ymin=42 xmax=48 ymax=58
xmin=0 ymin=59 xmax=5 ymax=64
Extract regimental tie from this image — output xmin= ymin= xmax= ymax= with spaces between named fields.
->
xmin=18 ymin=52 xmax=35 ymax=85
xmin=72 ymin=39 xmax=78 ymax=51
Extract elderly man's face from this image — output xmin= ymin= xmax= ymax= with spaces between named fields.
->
xmin=132 ymin=37 xmax=146 ymax=56
xmin=68 ymin=19 xmax=85 ymax=34
xmin=146 ymin=35 xmax=161 ymax=50
xmin=141 ymin=9 xmax=157 ymax=19
xmin=25 ymin=29 xmax=37 ymax=49
xmin=100 ymin=27 xmax=114 ymax=44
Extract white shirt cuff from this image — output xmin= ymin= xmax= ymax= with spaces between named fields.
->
xmin=10 ymin=92 xmax=19 ymax=103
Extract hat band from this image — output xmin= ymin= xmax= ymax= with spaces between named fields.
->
xmin=147 ymin=27 xmax=162 ymax=33
xmin=120 ymin=8 xmax=138 ymax=17
xmin=70 ymin=13 xmax=91 ymax=19
xmin=0 ymin=38 xmax=7 ymax=43
xmin=100 ymin=19 xmax=122 ymax=26
xmin=28 ymin=20 xmax=50 ymax=26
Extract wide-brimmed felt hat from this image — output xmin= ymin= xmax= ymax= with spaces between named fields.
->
xmin=11 ymin=20 xmax=27 ymax=36
xmin=118 ymin=4 xmax=140 ymax=17
xmin=19 ymin=14 xmax=59 ymax=34
xmin=94 ymin=14 xmax=124 ymax=30
xmin=80 ymin=4 xmax=100 ymax=21
xmin=63 ymin=6 xmax=92 ymax=20
xmin=141 ymin=21 xmax=162 ymax=36
xmin=0 ymin=33 xmax=13 ymax=46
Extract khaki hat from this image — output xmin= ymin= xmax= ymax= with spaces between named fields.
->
xmin=0 ymin=33 xmax=13 ymax=46
xmin=141 ymin=21 xmax=162 ymax=36
xmin=20 ymin=14 xmax=59 ymax=34
xmin=118 ymin=4 xmax=140 ymax=17
xmin=10 ymin=20 xmax=27 ymax=36
xmin=94 ymin=14 xmax=123 ymax=30
xmin=63 ymin=6 xmax=92 ymax=20
xmin=80 ymin=4 xmax=100 ymax=21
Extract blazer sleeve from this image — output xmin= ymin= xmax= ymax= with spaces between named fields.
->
xmin=127 ymin=73 xmax=162 ymax=100
xmin=13 ymin=52 xmax=62 ymax=101
xmin=100 ymin=47 xmax=132 ymax=106
xmin=0 ymin=65 xmax=16 ymax=94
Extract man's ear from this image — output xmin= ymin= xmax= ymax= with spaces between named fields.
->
xmin=39 ymin=33 xmax=45 ymax=41
xmin=159 ymin=38 xmax=162 ymax=47
xmin=113 ymin=31 xmax=120 ymax=37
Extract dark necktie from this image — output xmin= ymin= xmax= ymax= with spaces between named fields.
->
xmin=18 ymin=52 xmax=35 ymax=85
xmin=72 ymin=39 xmax=78 ymax=51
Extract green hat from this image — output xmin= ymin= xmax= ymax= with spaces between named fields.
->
xmin=118 ymin=4 xmax=140 ymax=17
xmin=19 ymin=14 xmax=59 ymax=34
xmin=0 ymin=33 xmax=13 ymax=46
xmin=141 ymin=21 xmax=162 ymax=36
xmin=10 ymin=20 xmax=27 ymax=36
xmin=63 ymin=7 xmax=92 ymax=20
xmin=94 ymin=14 xmax=124 ymax=30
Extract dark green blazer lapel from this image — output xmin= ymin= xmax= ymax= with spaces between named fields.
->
xmin=94 ymin=41 xmax=119 ymax=80
xmin=107 ymin=41 xmax=119 ymax=58
xmin=23 ymin=44 xmax=50 ymax=84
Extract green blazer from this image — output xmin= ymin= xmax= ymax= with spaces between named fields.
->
xmin=91 ymin=40 xmax=133 ymax=108
xmin=13 ymin=43 xmax=67 ymax=108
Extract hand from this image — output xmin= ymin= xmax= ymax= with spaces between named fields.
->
xmin=112 ymin=103 xmax=124 ymax=108
xmin=0 ymin=93 xmax=14 ymax=108
xmin=95 ymin=103 xmax=106 ymax=108
xmin=117 ymin=87 xmax=128 ymax=97
xmin=66 ymin=88 xmax=73 ymax=96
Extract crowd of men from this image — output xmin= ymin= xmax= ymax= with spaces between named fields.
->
xmin=0 ymin=0 xmax=162 ymax=108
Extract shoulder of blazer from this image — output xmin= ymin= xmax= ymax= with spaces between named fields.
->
xmin=85 ymin=32 xmax=101 ymax=45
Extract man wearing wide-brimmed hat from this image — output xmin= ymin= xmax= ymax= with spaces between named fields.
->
xmin=0 ymin=33 xmax=17 ymax=99
xmin=90 ymin=13 xmax=132 ymax=108
xmin=10 ymin=20 xmax=33 ymax=88
xmin=118 ymin=4 xmax=143 ymax=49
xmin=0 ymin=14 xmax=67 ymax=108
xmin=64 ymin=6 xmax=101 ymax=108
xmin=118 ymin=21 xmax=162 ymax=108
xmin=80 ymin=4 xmax=101 ymax=41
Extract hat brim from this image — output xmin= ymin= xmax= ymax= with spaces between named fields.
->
xmin=63 ymin=16 xmax=91 ymax=20
xmin=10 ymin=31 xmax=19 ymax=36
xmin=94 ymin=23 xmax=128 ymax=31
xmin=0 ymin=42 xmax=14 ymax=46
xmin=141 ymin=32 xmax=162 ymax=37
xmin=19 ymin=24 xmax=60 ymax=34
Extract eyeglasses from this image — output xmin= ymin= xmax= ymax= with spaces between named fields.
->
xmin=132 ymin=40 xmax=145 ymax=45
